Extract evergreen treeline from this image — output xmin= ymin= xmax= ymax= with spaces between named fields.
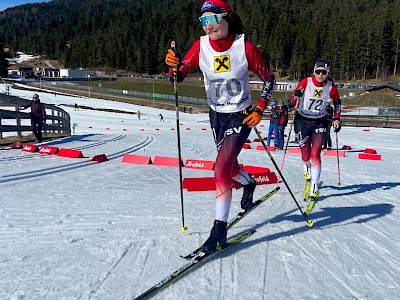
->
xmin=0 ymin=0 xmax=399 ymax=81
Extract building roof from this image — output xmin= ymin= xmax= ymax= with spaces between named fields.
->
xmin=7 ymin=64 xmax=33 ymax=70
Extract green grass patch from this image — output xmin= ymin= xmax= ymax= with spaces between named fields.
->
xmin=84 ymin=77 xmax=400 ymax=107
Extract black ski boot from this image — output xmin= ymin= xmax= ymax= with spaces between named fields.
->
xmin=200 ymin=220 xmax=227 ymax=253
xmin=240 ymin=177 xmax=257 ymax=211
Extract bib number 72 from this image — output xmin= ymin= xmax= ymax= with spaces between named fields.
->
xmin=307 ymin=98 xmax=323 ymax=111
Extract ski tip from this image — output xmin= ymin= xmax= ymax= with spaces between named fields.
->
xmin=181 ymin=226 xmax=188 ymax=233
xmin=276 ymin=186 xmax=281 ymax=191
xmin=307 ymin=220 xmax=314 ymax=227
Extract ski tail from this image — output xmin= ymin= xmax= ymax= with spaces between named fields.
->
xmin=133 ymin=230 xmax=256 ymax=300
xmin=227 ymin=186 xmax=280 ymax=230
xmin=304 ymin=196 xmax=318 ymax=216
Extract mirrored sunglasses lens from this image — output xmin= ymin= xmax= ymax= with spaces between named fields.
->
xmin=316 ymin=70 xmax=327 ymax=75
xmin=199 ymin=15 xmax=220 ymax=26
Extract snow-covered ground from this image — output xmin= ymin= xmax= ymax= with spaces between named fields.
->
xmin=1 ymin=85 xmax=399 ymax=300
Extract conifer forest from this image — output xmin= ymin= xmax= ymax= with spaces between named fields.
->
xmin=0 ymin=0 xmax=400 ymax=81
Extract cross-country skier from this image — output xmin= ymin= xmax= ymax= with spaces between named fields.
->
xmin=288 ymin=59 xmax=341 ymax=203
xmin=165 ymin=0 xmax=275 ymax=253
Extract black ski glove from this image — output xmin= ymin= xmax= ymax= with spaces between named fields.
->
xmin=333 ymin=122 xmax=341 ymax=133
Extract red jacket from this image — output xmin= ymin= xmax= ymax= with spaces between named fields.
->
xmin=172 ymin=34 xmax=275 ymax=110
xmin=289 ymin=76 xmax=341 ymax=120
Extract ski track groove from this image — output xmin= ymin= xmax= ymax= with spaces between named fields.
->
xmin=136 ymin=241 xmax=151 ymax=283
xmin=290 ymin=237 xmax=364 ymax=299
xmin=87 ymin=241 xmax=134 ymax=299
xmin=0 ymin=135 xmax=153 ymax=184
xmin=232 ymin=254 xmax=238 ymax=299
xmin=152 ymin=168 xmax=179 ymax=183
xmin=0 ymin=134 xmax=126 ymax=163
xmin=218 ymin=258 xmax=223 ymax=300
xmin=75 ymin=134 xmax=126 ymax=150
xmin=261 ymin=241 xmax=268 ymax=300
xmin=359 ymin=222 xmax=400 ymax=267
xmin=356 ymin=233 xmax=400 ymax=283
xmin=134 ymin=239 xmax=155 ymax=297
xmin=0 ymin=154 xmax=37 ymax=162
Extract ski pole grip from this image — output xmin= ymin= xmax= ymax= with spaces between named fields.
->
xmin=171 ymin=40 xmax=178 ymax=75
xmin=294 ymin=89 xmax=303 ymax=97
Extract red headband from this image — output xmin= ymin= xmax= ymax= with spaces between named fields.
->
xmin=203 ymin=0 xmax=232 ymax=13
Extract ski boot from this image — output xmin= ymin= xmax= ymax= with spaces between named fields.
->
xmin=310 ymin=181 xmax=319 ymax=199
xmin=200 ymin=220 xmax=227 ymax=254
xmin=240 ymin=176 xmax=257 ymax=211
xmin=305 ymin=181 xmax=319 ymax=216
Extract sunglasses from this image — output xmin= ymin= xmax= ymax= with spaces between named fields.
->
xmin=315 ymin=69 xmax=328 ymax=75
xmin=199 ymin=13 xmax=227 ymax=26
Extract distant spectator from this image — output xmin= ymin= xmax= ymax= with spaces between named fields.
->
xmin=189 ymin=107 xmax=192 ymax=114
xmin=72 ymin=123 xmax=78 ymax=134
xmin=74 ymin=103 xmax=79 ymax=111
xmin=137 ymin=110 xmax=141 ymax=120
xmin=158 ymin=113 xmax=164 ymax=122
xmin=183 ymin=106 xmax=187 ymax=113
xmin=275 ymin=99 xmax=288 ymax=150
xmin=267 ymin=100 xmax=278 ymax=146
xmin=19 ymin=93 xmax=46 ymax=142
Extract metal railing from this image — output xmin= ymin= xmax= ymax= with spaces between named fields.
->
xmin=15 ymin=81 xmax=400 ymax=129
xmin=39 ymin=81 xmax=209 ymax=107
xmin=340 ymin=115 xmax=400 ymax=128
xmin=0 ymin=93 xmax=71 ymax=139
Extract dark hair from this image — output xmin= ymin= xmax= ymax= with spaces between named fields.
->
xmin=226 ymin=11 xmax=245 ymax=35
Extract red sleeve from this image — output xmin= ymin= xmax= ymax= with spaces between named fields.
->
xmin=169 ymin=39 xmax=201 ymax=82
xmin=245 ymin=40 xmax=275 ymax=110
xmin=289 ymin=78 xmax=308 ymax=106
xmin=330 ymin=84 xmax=342 ymax=120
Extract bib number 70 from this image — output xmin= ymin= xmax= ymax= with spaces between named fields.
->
xmin=210 ymin=78 xmax=242 ymax=97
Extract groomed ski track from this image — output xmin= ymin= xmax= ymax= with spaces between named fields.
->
xmin=1 ymin=85 xmax=399 ymax=300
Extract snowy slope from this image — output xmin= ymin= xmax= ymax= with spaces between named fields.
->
xmin=1 ymin=85 xmax=399 ymax=300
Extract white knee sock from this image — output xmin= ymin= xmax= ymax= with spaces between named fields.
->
xmin=215 ymin=200 xmax=231 ymax=222
xmin=232 ymin=167 xmax=252 ymax=185
xmin=311 ymin=163 xmax=321 ymax=184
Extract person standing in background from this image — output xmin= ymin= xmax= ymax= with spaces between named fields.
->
xmin=19 ymin=93 xmax=46 ymax=143
xmin=267 ymin=100 xmax=278 ymax=147
xmin=275 ymin=99 xmax=288 ymax=150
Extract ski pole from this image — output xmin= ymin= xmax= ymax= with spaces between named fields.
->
xmin=171 ymin=40 xmax=187 ymax=233
xmin=253 ymin=127 xmax=314 ymax=227
xmin=277 ymin=109 xmax=296 ymax=186
xmin=277 ymin=96 xmax=299 ymax=186
xmin=335 ymin=131 xmax=341 ymax=186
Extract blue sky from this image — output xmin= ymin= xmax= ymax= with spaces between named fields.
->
xmin=0 ymin=0 xmax=51 ymax=12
